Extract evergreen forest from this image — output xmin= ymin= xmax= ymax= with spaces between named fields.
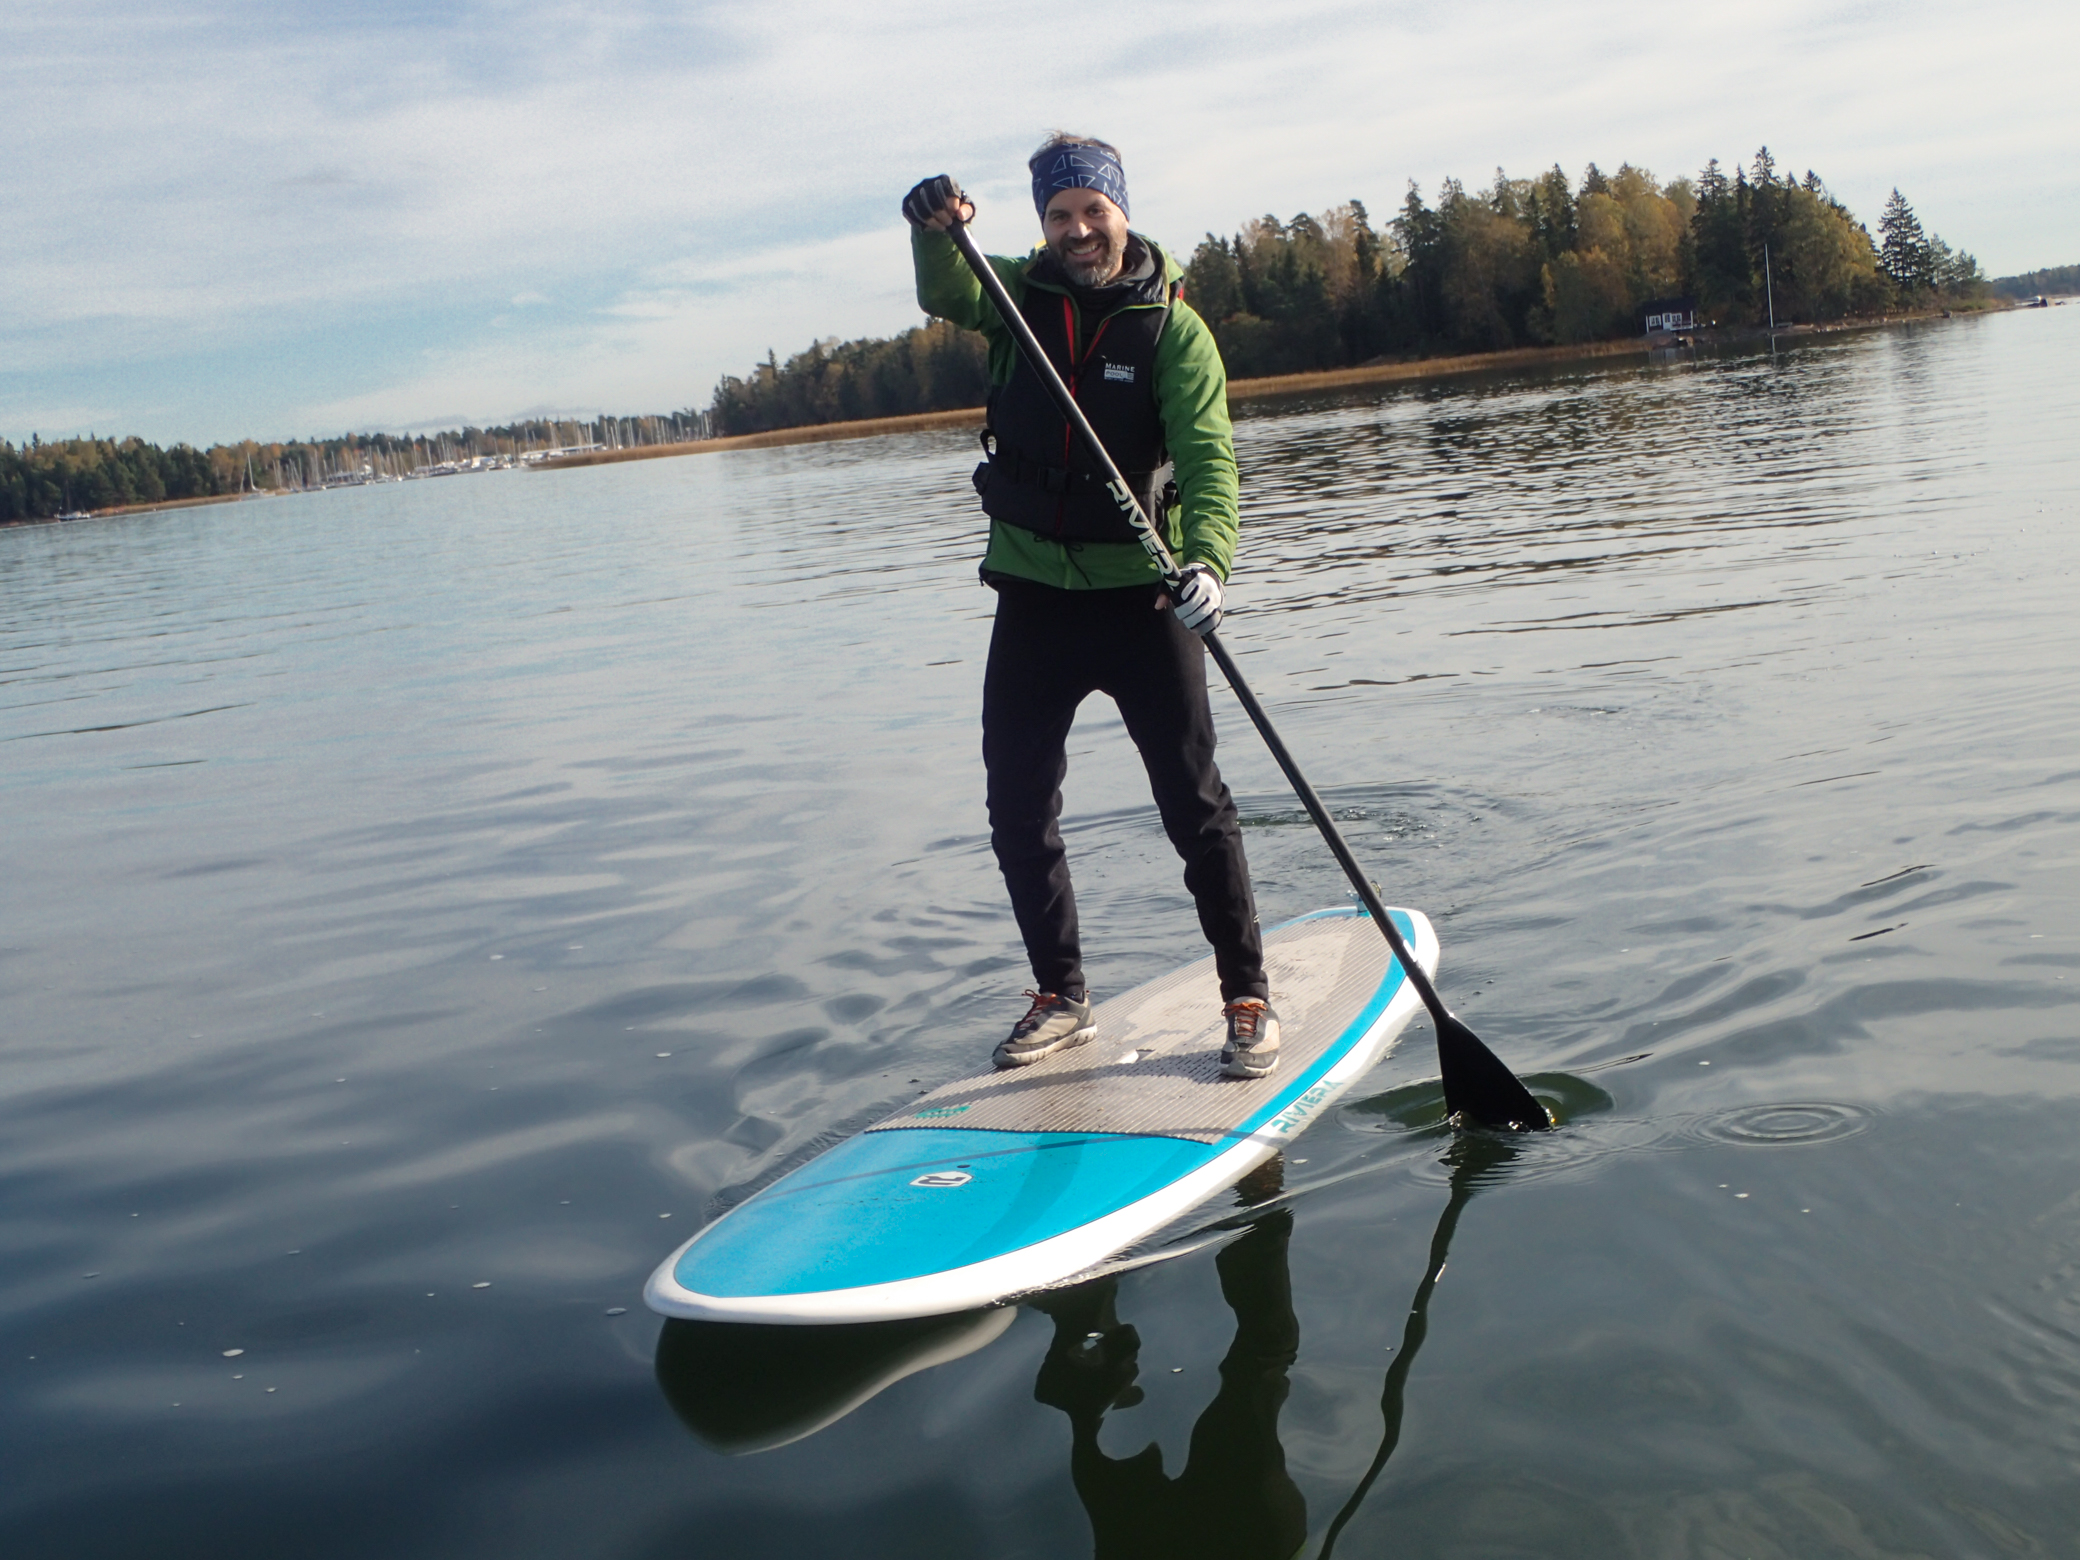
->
xmin=1 ymin=413 xmax=707 ymax=524
xmin=706 ymin=321 xmax=990 ymax=442
xmin=1990 ymin=263 xmax=2079 ymax=299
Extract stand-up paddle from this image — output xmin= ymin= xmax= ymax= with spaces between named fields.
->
xmin=943 ymin=212 xmax=1547 ymax=1133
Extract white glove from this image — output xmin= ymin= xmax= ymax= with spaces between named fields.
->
xmin=1169 ymin=563 xmax=1224 ymax=636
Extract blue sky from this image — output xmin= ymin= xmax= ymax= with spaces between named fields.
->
xmin=5 ymin=0 xmax=2075 ymax=447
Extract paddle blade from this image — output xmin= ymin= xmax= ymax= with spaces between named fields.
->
xmin=1435 ymin=1012 xmax=1551 ymax=1131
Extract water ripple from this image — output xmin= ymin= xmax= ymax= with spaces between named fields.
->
xmin=1685 ymin=1101 xmax=1877 ymax=1148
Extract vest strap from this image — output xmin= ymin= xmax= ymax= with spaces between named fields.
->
xmin=978 ymin=429 xmax=1165 ymax=500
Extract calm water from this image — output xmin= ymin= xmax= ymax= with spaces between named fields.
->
xmin=5 ymin=308 xmax=2078 ymax=1558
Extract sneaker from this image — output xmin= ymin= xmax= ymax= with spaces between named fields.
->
xmin=1220 ymin=999 xmax=1281 ymax=1079
xmin=994 ymin=990 xmax=1096 ymax=1069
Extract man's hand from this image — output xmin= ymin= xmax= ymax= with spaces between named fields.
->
xmin=1162 ymin=563 xmax=1224 ymax=636
xmin=902 ymin=174 xmax=974 ymax=231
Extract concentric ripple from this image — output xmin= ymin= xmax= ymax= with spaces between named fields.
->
xmin=1689 ymin=1101 xmax=1875 ymax=1148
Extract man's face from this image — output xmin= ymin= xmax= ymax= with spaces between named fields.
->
xmin=1044 ymin=188 xmax=1129 ymax=287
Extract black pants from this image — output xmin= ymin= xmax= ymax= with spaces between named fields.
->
xmin=1032 ymin=1208 xmax=1306 ymax=1560
xmin=982 ymin=578 xmax=1267 ymax=1003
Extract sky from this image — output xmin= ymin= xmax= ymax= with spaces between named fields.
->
xmin=5 ymin=0 xmax=2075 ymax=448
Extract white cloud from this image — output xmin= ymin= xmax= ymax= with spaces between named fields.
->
xmin=3 ymin=0 xmax=2074 ymax=443
xmin=298 ymin=228 xmax=914 ymax=432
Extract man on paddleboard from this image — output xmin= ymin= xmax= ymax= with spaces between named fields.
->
xmin=903 ymin=134 xmax=1278 ymax=1080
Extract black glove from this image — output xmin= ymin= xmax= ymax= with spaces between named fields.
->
xmin=902 ymin=174 xmax=967 ymax=229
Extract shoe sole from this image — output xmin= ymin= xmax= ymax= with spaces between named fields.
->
xmin=993 ymin=1023 xmax=1097 ymax=1070
xmin=1220 ymin=1051 xmax=1279 ymax=1080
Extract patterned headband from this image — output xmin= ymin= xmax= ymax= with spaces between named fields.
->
xmin=1031 ymin=145 xmax=1129 ymax=222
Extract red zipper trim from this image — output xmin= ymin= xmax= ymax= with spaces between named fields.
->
xmin=1054 ymin=297 xmax=1115 ymax=539
xmin=1060 ymin=297 xmax=1078 ymax=482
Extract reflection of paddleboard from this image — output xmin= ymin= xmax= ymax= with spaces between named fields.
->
xmin=645 ymin=907 xmax=1437 ymax=1323
xmin=656 ymin=1306 xmax=1017 ymax=1454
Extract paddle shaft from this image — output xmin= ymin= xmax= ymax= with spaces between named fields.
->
xmin=1319 ymin=1134 xmax=1516 ymax=1556
xmin=944 ymin=218 xmax=1544 ymax=1129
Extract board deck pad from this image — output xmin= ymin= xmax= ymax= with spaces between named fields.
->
xmin=871 ymin=911 xmax=1394 ymax=1143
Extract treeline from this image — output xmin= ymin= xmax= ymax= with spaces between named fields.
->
xmin=708 ymin=320 xmax=988 ymax=436
xmin=1 ymin=436 xmax=229 ymax=521
xmin=1990 ymin=263 xmax=2079 ymax=299
xmin=1190 ymin=154 xmax=1981 ymax=377
xmin=2 ymin=410 xmax=711 ymax=523
xmin=710 ymin=147 xmax=1987 ymax=423
xmin=1210 ymin=150 xmax=1989 ymax=359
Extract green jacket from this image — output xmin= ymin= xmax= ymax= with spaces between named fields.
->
xmin=912 ymin=227 xmax=1240 ymax=589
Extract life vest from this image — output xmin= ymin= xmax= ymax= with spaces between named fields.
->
xmin=972 ymin=249 xmax=1176 ymax=546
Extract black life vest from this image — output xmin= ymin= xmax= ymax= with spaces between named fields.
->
xmin=972 ymin=249 xmax=1175 ymax=546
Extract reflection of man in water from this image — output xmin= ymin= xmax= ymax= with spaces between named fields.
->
xmin=1031 ymin=1201 xmax=1305 ymax=1559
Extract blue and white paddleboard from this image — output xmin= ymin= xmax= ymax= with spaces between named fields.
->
xmin=645 ymin=906 xmax=1438 ymax=1324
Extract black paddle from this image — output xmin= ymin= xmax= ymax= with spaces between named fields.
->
xmin=944 ymin=212 xmax=1548 ymax=1132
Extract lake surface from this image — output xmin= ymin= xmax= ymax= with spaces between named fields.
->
xmin=5 ymin=307 xmax=2078 ymax=1558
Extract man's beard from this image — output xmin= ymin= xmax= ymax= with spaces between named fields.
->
xmin=1051 ymin=230 xmax=1127 ymax=287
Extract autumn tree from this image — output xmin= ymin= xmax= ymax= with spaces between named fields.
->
xmin=1438 ymin=175 xmax=1539 ymax=350
xmin=1770 ymin=181 xmax=1884 ymax=320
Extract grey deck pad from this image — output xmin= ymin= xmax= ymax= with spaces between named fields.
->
xmin=870 ymin=913 xmax=1398 ymax=1144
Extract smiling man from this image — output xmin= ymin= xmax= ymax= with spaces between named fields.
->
xmin=902 ymin=133 xmax=1278 ymax=1079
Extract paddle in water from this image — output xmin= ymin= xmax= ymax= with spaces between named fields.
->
xmin=944 ymin=211 xmax=1549 ymax=1132
xmin=1319 ymin=1130 xmax=1524 ymax=1555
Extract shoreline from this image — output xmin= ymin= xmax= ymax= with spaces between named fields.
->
xmin=528 ymin=310 xmax=1966 ymax=472
xmin=5 ymin=307 xmax=1988 ymax=525
xmin=535 ymin=407 xmax=992 ymax=470
xmin=528 ymin=342 xmax=1647 ymax=472
xmin=1 ymin=489 xmax=274 ymax=529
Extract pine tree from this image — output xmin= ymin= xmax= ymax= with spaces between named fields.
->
xmin=1186 ymin=235 xmax=1245 ymax=325
xmin=1528 ymin=164 xmax=1576 ymax=259
xmin=1929 ymin=236 xmax=1985 ymax=296
xmin=1688 ymin=160 xmax=1751 ymax=322
xmin=1393 ymin=183 xmax=1449 ymax=344
xmin=1348 ymin=199 xmax=1380 ymax=286
xmin=1878 ymin=189 xmax=1933 ymax=294
xmin=1747 ymin=147 xmax=1784 ymax=294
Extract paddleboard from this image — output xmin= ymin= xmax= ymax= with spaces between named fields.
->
xmin=644 ymin=905 xmax=1438 ymax=1323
